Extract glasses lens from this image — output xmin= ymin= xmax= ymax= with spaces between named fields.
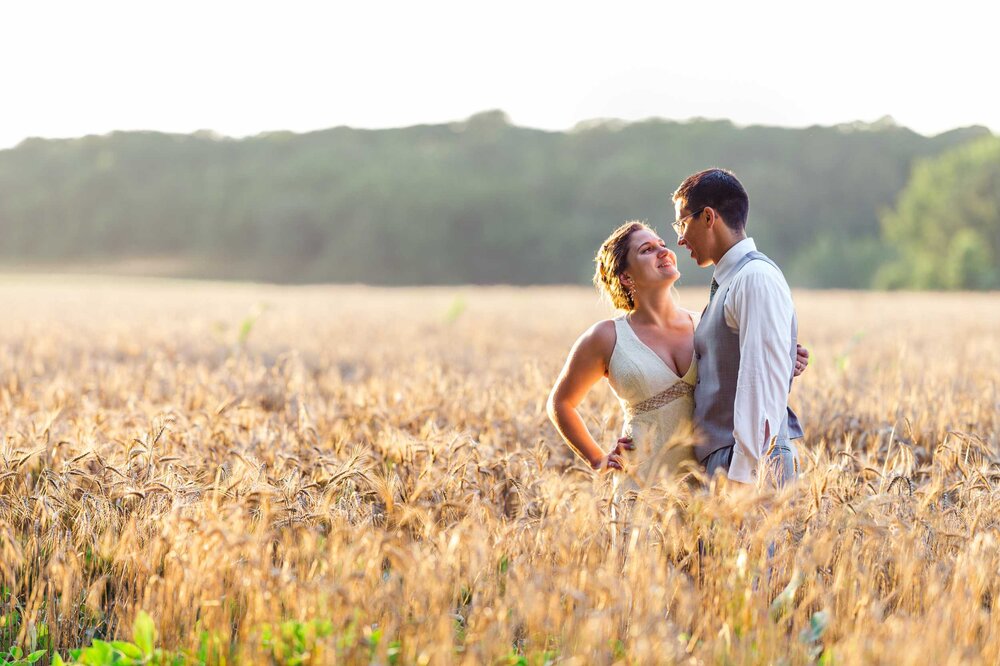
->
xmin=673 ymin=208 xmax=702 ymax=236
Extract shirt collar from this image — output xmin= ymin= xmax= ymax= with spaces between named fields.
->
xmin=713 ymin=237 xmax=756 ymax=285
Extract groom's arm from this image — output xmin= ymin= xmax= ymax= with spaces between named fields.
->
xmin=724 ymin=266 xmax=795 ymax=484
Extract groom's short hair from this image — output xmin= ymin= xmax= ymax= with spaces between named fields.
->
xmin=672 ymin=168 xmax=749 ymax=232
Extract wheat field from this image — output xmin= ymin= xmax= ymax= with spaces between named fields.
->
xmin=1 ymin=276 xmax=998 ymax=665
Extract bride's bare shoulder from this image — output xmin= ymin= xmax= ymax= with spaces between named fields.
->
xmin=573 ymin=319 xmax=618 ymax=355
xmin=682 ymin=308 xmax=702 ymax=326
xmin=584 ymin=318 xmax=618 ymax=341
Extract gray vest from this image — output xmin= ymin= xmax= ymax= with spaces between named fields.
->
xmin=692 ymin=250 xmax=803 ymax=462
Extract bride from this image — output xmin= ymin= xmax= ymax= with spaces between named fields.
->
xmin=546 ymin=221 xmax=807 ymax=494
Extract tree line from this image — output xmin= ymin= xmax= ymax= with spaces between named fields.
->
xmin=0 ymin=111 xmax=994 ymax=288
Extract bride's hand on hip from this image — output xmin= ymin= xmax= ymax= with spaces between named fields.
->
xmin=591 ymin=437 xmax=635 ymax=473
xmin=615 ymin=437 xmax=635 ymax=452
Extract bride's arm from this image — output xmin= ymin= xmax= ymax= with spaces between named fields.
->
xmin=546 ymin=321 xmax=630 ymax=472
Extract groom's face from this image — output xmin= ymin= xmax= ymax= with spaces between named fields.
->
xmin=674 ymin=200 xmax=713 ymax=267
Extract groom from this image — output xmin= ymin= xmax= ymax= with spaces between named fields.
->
xmin=672 ymin=168 xmax=803 ymax=486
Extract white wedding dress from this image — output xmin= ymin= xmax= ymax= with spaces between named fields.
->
xmin=606 ymin=313 xmax=698 ymax=506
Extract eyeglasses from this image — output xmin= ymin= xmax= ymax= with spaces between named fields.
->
xmin=672 ymin=208 xmax=705 ymax=237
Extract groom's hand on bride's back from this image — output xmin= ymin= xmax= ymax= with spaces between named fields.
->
xmin=794 ymin=344 xmax=810 ymax=377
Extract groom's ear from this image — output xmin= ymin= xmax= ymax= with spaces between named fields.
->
xmin=703 ymin=206 xmax=718 ymax=230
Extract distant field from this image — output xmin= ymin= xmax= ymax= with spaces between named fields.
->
xmin=1 ymin=279 xmax=998 ymax=664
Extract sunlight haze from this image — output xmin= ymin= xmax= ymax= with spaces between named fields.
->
xmin=2 ymin=0 xmax=997 ymax=148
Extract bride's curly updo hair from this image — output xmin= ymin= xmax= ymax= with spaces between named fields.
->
xmin=593 ymin=221 xmax=651 ymax=311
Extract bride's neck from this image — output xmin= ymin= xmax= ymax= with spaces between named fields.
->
xmin=631 ymin=287 xmax=680 ymax=326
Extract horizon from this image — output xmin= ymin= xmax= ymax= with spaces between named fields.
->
xmin=3 ymin=111 xmax=993 ymax=151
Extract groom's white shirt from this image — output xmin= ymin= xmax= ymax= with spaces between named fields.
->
xmin=712 ymin=237 xmax=796 ymax=483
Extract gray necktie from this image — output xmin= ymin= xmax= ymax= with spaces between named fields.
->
xmin=709 ymin=278 xmax=719 ymax=303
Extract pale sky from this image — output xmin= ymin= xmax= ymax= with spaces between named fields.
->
xmin=2 ymin=0 xmax=997 ymax=149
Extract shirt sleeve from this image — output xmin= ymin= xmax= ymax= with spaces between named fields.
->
xmin=722 ymin=265 xmax=795 ymax=484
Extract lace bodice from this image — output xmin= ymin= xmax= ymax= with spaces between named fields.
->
xmin=608 ymin=315 xmax=697 ymax=407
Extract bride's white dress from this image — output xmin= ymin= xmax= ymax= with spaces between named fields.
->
xmin=606 ymin=313 xmax=698 ymax=504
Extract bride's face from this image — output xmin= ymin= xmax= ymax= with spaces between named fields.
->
xmin=622 ymin=229 xmax=681 ymax=291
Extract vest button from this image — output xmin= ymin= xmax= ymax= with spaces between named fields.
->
xmin=696 ymin=353 xmax=702 ymax=360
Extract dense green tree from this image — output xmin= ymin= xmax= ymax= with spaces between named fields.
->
xmin=877 ymin=136 xmax=1000 ymax=290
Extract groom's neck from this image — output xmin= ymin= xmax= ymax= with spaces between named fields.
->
xmin=711 ymin=231 xmax=748 ymax=265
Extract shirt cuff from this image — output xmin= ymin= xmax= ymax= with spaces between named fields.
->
xmin=727 ymin=450 xmax=756 ymax=484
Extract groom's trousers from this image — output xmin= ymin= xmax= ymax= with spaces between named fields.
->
xmin=701 ymin=442 xmax=799 ymax=488
xmin=699 ymin=443 xmax=800 ymax=590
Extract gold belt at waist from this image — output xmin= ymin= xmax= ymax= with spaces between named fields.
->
xmin=625 ymin=381 xmax=694 ymax=419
